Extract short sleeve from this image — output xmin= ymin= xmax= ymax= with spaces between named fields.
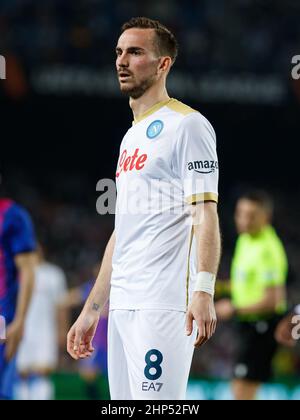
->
xmin=173 ymin=113 xmax=219 ymax=204
xmin=8 ymin=205 xmax=37 ymax=256
xmin=259 ymin=242 xmax=288 ymax=288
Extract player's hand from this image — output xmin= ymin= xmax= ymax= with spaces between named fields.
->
xmin=186 ymin=292 xmax=217 ymax=348
xmin=215 ymin=299 xmax=235 ymax=321
xmin=67 ymin=311 xmax=99 ymax=360
xmin=5 ymin=319 xmax=24 ymax=361
xmin=275 ymin=314 xmax=296 ymax=348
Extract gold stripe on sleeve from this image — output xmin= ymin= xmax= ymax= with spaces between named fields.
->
xmin=186 ymin=192 xmax=219 ymax=205
xmin=186 ymin=226 xmax=194 ymax=309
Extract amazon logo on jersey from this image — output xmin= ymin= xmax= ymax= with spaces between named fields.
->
xmin=188 ymin=160 xmax=219 ymax=174
xmin=116 ymin=148 xmax=148 ymax=178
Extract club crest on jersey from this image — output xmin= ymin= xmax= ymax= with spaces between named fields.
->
xmin=147 ymin=120 xmax=164 ymax=139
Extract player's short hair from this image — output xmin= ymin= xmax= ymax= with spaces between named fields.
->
xmin=121 ymin=17 xmax=178 ymax=63
xmin=239 ymin=190 xmax=274 ymax=215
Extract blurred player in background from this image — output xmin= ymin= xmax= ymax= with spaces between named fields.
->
xmin=0 ymin=182 xmax=37 ymax=400
xmin=62 ymin=264 xmax=108 ymax=400
xmin=16 ymin=244 xmax=67 ymax=400
xmin=216 ymin=191 xmax=288 ymax=400
xmin=67 ymin=17 xmax=221 ymax=400
xmin=275 ymin=305 xmax=300 ymax=349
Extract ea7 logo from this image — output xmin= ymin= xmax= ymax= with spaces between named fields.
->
xmin=142 ymin=382 xmax=163 ymax=392
xmin=188 ymin=160 xmax=219 ymax=174
xmin=0 ymin=55 xmax=6 ymax=80
xmin=292 ymin=55 xmax=300 ymax=80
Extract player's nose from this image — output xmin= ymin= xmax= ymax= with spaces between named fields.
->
xmin=116 ymin=52 xmax=129 ymax=68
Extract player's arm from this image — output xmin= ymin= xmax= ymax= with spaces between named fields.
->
xmin=5 ymin=252 xmax=36 ymax=361
xmin=174 ymin=113 xmax=220 ymax=348
xmin=53 ymin=272 xmax=69 ymax=354
xmin=237 ymin=286 xmax=285 ymax=316
xmin=61 ymin=288 xmax=83 ymax=309
xmin=238 ymin=246 xmax=287 ymax=316
xmin=57 ymin=301 xmax=70 ymax=354
xmin=216 ymin=286 xmax=286 ymax=320
xmin=186 ymin=201 xmax=221 ymax=348
xmin=58 ymin=286 xmax=83 ymax=350
xmin=217 ymin=245 xmax=287 ymax=320
xmin=275 ymin=305 xmax=300 ymax=347
xmin=67 ymin=230 xmax=115 ymax=360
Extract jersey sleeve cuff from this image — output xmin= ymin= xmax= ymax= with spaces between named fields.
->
xmin=12 ymin=245 xmax=37 ymax=257
xmin=186 ymin=192 xmax=219 ymax=205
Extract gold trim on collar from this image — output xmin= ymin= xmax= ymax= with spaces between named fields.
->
xmin=166 ymin=99 xmax=197 ymax=116
xmin=133 ymin=98 xmax=174 ymax=124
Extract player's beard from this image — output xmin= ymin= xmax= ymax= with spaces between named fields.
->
xmin=120 ymin=74 xmax=157 ymax=99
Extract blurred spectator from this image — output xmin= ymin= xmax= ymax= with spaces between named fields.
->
xmin=216 ymin=191 xmax=288 ymax=400
xmin=16 ymin=244 xmax=67 ymax=400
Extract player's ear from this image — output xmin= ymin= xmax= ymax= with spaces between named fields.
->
xmin=158 ymin=56 xmax=172 ymax=74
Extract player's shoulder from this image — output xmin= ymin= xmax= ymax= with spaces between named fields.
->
xmin=0 ymin=199 xmax=14 ymax=222
xmin=7 ymin=201 xmax=25 ymax=214
xmin=265 ymin=226 xmax=287 ymax=255
xmin=264 ymin=226 xmax=283 ymax=245
xmin=4 ymin=201 xmax=32 ymax=224
xmin=236 ymin=233 xmax=250 ymax=250
xmin=165 ymin=98 xmax=198 ymax=117
xmin=167 ymin=99 xmax=216 ymax=138
xmin=41 ymin=262 xmax=65 ymax=277
xmin=253 ymin=226 xmax=287 ymax=270
xmin=39 ymin=262 xmax=67 ymax=288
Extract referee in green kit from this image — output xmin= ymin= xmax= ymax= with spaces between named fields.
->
xmin=216 ymin=191 xmax=288 ymax=400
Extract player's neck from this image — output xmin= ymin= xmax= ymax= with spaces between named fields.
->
xmin=249 ymin=225 xmax=268 ymax=238
xmin=129 ymin=85 xmax=170 ymax=122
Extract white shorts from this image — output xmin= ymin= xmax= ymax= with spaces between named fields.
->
xmin=17 ymin=334 xmax=58 ymax=373
xmin=108 ymin=310 xmax=197 ymax=400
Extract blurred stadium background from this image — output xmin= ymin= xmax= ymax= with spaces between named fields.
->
xmin=1 ymin=0 xmax=300 ymax=400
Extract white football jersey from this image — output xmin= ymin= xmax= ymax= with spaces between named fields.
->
xmin=110 ymin=98 xmax=219 ymax=312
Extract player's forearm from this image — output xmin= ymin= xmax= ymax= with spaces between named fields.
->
xmin=193 ymin=202 xmax=221 ymax=275
xmin=83 ymin=231 xmax=115 ymax=316
xmin=14 ymin=253 xmax=36 ymax=325
xmin=237 ymin=301 xmax=275 ymax=316
xmin=57 ymin=303 xmax=70 ymax=349
xmin=237 ymin=287 xmax=285 ymax=315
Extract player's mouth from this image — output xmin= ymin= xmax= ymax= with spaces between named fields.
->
xmin=119 ymin=72 xmax=132 ymax=81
